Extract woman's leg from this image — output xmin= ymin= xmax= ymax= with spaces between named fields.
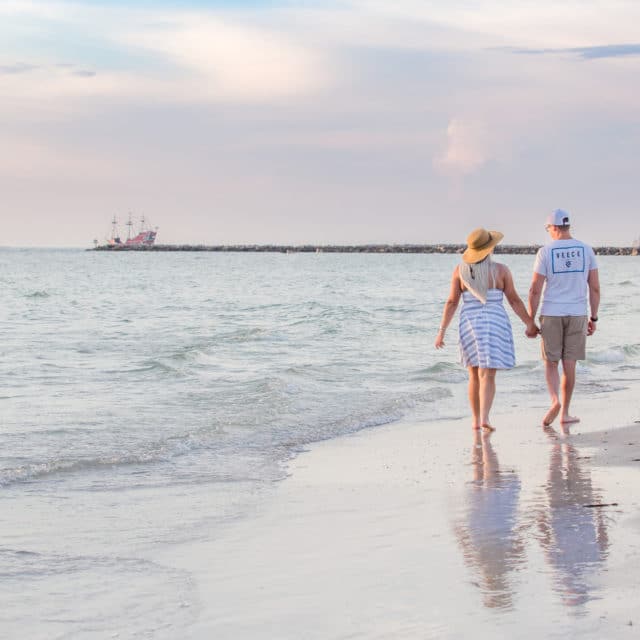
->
xmin=478 ymin=367 xmax=497 ymax=428
xmin=467 ymin=366 xmax=481 ymax=429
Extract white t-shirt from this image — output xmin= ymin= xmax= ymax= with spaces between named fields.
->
xmin=533 ymin=238 xmax=598 ymax=316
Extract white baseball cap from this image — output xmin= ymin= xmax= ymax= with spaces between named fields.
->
xmin=546 ymin=208 xmax=570 ymax=227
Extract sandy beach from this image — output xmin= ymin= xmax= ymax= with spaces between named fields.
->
xmin=156 ymin=385 xmax=640 ymax=639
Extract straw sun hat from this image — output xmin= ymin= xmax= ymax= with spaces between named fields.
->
xmin=462 ymin=228 xmax=504 ymax=264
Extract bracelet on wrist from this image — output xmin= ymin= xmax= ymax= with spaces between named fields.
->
xmin=590 ymin=316 xmax=598 ymax=322
xmin=438 ymin=326 xmax=446 ymax=333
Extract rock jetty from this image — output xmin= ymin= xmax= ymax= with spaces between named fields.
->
xmin=92 ymin=243 xmax=638 ymax=255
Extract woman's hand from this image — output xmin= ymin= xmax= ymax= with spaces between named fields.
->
xmin=434 ymin=330 xmax=446 ymax=349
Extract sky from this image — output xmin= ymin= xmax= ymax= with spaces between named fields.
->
xmin=1 ymin=0 xmax=640 ymax=247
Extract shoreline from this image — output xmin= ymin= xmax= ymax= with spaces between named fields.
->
xmin=159 ymin=387 xmax=640 ymax=638
xmin=90 ymin=243 xmax=639 ymax=255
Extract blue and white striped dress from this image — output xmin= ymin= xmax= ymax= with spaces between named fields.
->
xmin=459 ymin=289 xmax=515 ymax=369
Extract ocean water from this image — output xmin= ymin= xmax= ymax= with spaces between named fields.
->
xmin=1 ymin=249 xmax=639 ymax=637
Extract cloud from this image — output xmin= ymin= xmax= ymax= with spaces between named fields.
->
xmin=577 ymin=43 xmax=640 ymax=58
xmin=433 ymin=118 xmax=489 ymax=177
xmin=509 ymin=43 xmax=640 ymax=59
xmin=117 ymin=15 xmax=332 ymax=102
xmin=0 ymin=3 xmax=333 ymax=106
xmin=0 ymin=66 xmax=125 ymax=108
xmin=0 ymin=62 xmax=39 ymax=74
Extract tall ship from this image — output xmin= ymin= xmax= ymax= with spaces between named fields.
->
xmin=103 ymin=214 xmax=158 ymax=247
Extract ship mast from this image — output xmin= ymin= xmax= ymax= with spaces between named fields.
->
xmin=111 ymin=215 xmax=118 ymax=241
xmin=126 ymin=212 xmax=133 ymax=241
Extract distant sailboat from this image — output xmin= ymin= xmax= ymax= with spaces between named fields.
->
xmin=124 ymin=214 xmax=158 ymax=247
xmin=103 ymin=213 xmax=158 ymax=248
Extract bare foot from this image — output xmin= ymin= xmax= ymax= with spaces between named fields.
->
xmin=481 ymin=424 xmax=495 ymax=432
xmin=543 ymin=402 xmax=561 ymax=426
xmin=561 ymin=415 xmax=580 ymax=424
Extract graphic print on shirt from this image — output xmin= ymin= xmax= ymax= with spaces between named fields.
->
xmin=551 ymin=246 xmax=585 ymax=274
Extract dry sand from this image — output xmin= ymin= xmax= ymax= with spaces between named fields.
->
xmin=164 ymin=387 xmax=640 ymax=639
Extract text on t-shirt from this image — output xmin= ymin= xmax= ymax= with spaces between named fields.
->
xmin=551 ymin=246 xmax=585 ymax=274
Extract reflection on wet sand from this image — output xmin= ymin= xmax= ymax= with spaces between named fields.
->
xmin=454 ymin=431 xmax=524 ymax=609
xmin=534 ymin=425 xmax=610 ymax=609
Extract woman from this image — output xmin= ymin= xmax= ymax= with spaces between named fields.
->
xmin=434 ymin=228 xmax=538 ymax=430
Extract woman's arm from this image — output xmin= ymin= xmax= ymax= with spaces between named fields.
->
xmin=501 ymin=264 xmax=539 ymax=337
xmin=434 ymin=266 xmax=462 ymax=348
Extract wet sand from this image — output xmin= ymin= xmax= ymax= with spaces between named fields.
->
xmin=165 ymin=389 xmax=640 ymax=639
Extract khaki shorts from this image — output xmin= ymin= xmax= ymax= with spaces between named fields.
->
xmin=540 ymin=315 xmax=588 ymax=361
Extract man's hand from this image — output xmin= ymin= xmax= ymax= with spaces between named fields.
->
xmin=587 ymin=319 xmax=597 ymax=336
xmin=525 ymin=322 xmax=540 ymax=338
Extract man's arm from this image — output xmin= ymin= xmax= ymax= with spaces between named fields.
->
xmin=587 ymin=268 xmax=600 ymax=336
xmin=528 ymin=272 xmax=546 ymax=320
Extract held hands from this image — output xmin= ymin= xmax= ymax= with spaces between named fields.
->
xmin=525 ymin=321 xmax=540 ymax=338
xmin=437 ymin=319 xmax=541 ymax=345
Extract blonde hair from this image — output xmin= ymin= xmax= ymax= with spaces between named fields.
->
xmin=459 ymin=256 xmax=496 ymax=304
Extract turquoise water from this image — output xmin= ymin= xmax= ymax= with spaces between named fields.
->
xmin=0 ymin=249 xmax=638 ymax=637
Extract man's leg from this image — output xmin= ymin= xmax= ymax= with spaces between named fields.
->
xmin=543 ymin=359 xmax=561 ymax=426
xmin=558 ymin=317 xmax=586 ymax=424
xmin=468 ymin=366 xmax=480 ymax=429
xmin=478 ymin=367 xmax=497 ymax=430
xmin=560 ymin=359 xmax=579 ymax=424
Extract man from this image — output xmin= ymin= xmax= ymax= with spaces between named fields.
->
xmin=528 ymin=209 xmax=600 ymax=426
